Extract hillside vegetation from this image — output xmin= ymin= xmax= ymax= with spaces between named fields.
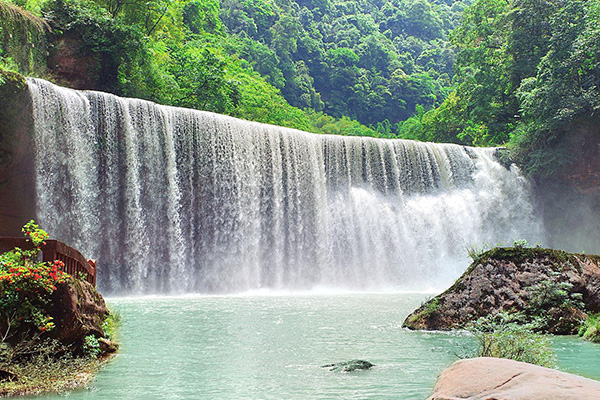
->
xmin=398 ymin=0 xmax=600 ymax=176
xmin=1 ymin=0 xmax=598 ymax=176
xmin=2 ymin=0 xmax=468 ymax=137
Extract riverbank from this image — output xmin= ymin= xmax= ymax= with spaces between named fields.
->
xmin=0 ymin=309 xmax=119 ymax=397
xmin=29 ymin=294 xmax=600 ymax=400
xmin=0 ymin=222 xmax=118 ymax=397
xmin=1 ymin=353 xmax=106 ymax=397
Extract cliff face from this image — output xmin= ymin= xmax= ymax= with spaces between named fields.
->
xmin=0 ymin=2 xmax=49 ymax=76
xmin=536 ymin=116 xmax=600 ymax=255
xmin=51 ymin=279 xmax=110 ymax=349
xmin=559 ymin=117 xmax=600 ymax=195
xmin=403 ymin=248 xmax=600 ymax=334
xmin=47 ymin=32 xmax=100 ymax=90
xmin=0 ymin=71 xmax=37 ymax=236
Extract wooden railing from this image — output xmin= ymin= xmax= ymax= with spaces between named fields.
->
xmin=0 ymin=238 xmax=96 ymax=286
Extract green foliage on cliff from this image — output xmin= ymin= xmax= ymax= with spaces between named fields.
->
xmin=3 ymin=0 xmax=597 ymax=173
xmin=579 ymin=314 xmax=600 ymax=343
xmin=0 ymin=1 xmax=48 ymax=75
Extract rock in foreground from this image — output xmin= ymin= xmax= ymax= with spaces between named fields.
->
xmin=428 ymin=357 xmax=600 ymax=400
xmin=403 ymin=247 xmax=600 ymax=333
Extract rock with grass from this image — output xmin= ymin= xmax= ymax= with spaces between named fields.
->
xmin=403 ymin=247 xmax=600 ymax=334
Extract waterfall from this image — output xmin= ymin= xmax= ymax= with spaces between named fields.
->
xmin=28 ymin=78 xmax=543 ymax=294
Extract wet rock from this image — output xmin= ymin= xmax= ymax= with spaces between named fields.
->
xmin=322 ymin=360 xmax=374 ymax=372
xmin=0 ymin=69 xmax=36 ymax=237
xmin=428 ymin=357 xmax=600 ymax=400
xmin=98 ymin=337 xmax=119 ymax=354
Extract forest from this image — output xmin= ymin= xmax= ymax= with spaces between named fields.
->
xmin=1 ymin=0 xmax=599 ymax=176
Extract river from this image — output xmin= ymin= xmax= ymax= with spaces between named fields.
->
xmin=38 ymin=293 xmax=600 ymax=399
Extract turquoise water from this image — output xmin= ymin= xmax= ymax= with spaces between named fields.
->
xmin=38 ymin=294 xmax=600 ymax=399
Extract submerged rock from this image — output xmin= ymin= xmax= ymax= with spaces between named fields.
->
xmin=427 ymin=357 xmax=600 ymax=400
xmin=322 ymin=360 xmax=374 ymax=372
xmin=403 ymin=247 xmax=600 ymax=334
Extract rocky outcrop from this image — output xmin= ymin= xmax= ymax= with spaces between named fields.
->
xmin=403 ymin=247 xmax=600 ymax=333
xmin=427 ymin=357 xmax=600 ymax=400
xmin=0 ymin=3 xmax=49 ymax=76
xmin=50 ymin=279 xmax=111 ymax=351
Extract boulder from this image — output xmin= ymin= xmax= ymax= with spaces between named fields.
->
xmin=428 ymin=357 xmax=600 ymax=400
xmin=50 ymin=279 xmax=109 ymax=348
xmin=403 ymin=247 xmax=600 ymax=333
xmin=322 ymin=360 xmax=374 ymax=372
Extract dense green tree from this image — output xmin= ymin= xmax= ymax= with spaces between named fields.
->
xmin=218 ymin=0 xmax=468 ymax=128
xmin=397 ymin=0 xmax=600 ymax=178
xmin=511 ymin=0 xmax=600 ymax=176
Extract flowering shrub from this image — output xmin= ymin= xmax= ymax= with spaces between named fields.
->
xmin=0 ymin=221 xmax=70 ymax=340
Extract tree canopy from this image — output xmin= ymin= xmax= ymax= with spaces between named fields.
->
xmin=1 ymin=0 xmax=598 ymax=176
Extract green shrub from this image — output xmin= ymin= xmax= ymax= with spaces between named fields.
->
xmin=469 ymin=313 xmax=556 ymax=368
xmin=0 ymin=220 xmax=70 ymax=341
xmin=82 ymin=335 xmax=101 ymax=358
xmin=512 ymin=239 xmax=529 ymax=248
xmin=101 ymin=308 xmax=122 ymax=341
xmin=579 ymin=314 xmax=600 ymax=343
xmin=465 ymin=243 xmax=492 ymax=263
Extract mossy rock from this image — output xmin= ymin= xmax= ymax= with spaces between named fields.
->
xmin=0 ymin=69 xmax=27 ymax=102
xmin=322 ymin=360 xmax=374 ymax=372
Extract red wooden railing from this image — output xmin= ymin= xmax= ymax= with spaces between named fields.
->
xmin=0 ymin=238 xmax=96 ymax=286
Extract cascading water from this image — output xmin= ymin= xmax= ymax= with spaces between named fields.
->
xmin=28 ymin=78 xmax=543 ymax=294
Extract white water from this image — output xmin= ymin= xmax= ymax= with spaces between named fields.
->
xmin=28 ymin=78 xmax=543 ymax=294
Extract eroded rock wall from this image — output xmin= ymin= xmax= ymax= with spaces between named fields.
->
xmin=536 ymin=116 xmax=600 ymax=255
xmin=0 ymin=71 xmax=37 ymax=236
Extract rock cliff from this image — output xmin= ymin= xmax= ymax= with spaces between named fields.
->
xmin=0 ymin=70 xmax=37 ymax=237
xmin=51 ymin=279 xmax=111 ymax=350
